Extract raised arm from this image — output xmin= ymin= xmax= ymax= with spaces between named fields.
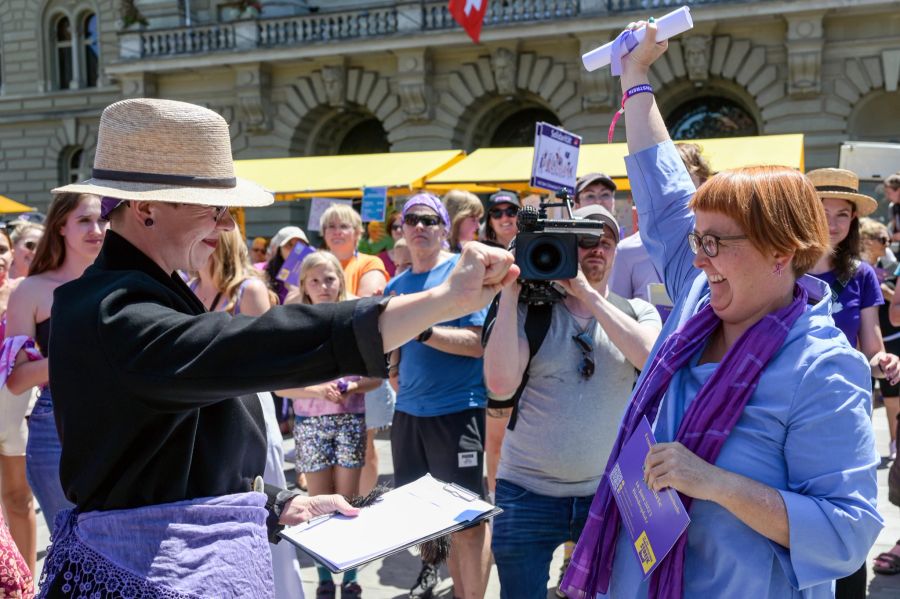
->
xmin=619 ymin=21 xmax=700 ymax=304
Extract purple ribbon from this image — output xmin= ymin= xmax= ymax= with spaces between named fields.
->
xmin=610 ymin=29 xmax=639 ymax=77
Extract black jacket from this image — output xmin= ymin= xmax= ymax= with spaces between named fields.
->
xmin=49 ymin=231 xmax=386 ymax=525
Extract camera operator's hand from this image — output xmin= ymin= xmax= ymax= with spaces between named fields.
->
xmin=554 ymin=268 xmax=597 ymax=302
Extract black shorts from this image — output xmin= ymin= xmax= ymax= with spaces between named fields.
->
xmin=881 ymin=339 xmax=900 ymax=397
xmin=391 ymin=407 xmax=486 ymax=498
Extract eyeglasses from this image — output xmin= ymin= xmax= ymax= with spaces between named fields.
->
xmin=687 ymin=231 xmax=748 ymax=258
xmin=572 ymin=331 xmax=595 ymax=380
xmin=489 ymin=206 xmax=518 ymax=219
xmin=22 ymin=241 xmax=37 ymax=251
xmin=198 ymin=204 xmax=229 ymax=222
xmin=403 ymin=213 xmax=443 ymax=228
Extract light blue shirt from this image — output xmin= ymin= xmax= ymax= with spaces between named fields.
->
xmin=601 ymin=141 xmax=882 ymax=598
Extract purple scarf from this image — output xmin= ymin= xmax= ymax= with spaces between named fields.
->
xmin=561 ymin=284 xmax=807 ymax=599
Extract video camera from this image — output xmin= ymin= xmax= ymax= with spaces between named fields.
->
xmin=514 ymin=192 xmax=605 ymax=304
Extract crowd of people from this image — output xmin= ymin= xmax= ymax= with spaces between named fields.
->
xmin=0 ymin=22 xmax=898 ymax=599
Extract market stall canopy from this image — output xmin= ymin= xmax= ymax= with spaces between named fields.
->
xmin=0 ymin=195 xmax=34 ymax=213
xmin=233 ymin=150 xmax=466 ymax=200
xmin=424 ymin=134 xmax=805 ymax=193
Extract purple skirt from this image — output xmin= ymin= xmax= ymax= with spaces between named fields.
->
xmin=38 ymin=492 xmax=274 ymax=599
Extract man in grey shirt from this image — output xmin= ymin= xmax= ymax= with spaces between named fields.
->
xmin=483 ymin=205 xmax=661 ymax=599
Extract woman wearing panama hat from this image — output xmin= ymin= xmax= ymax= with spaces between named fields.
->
xmin=37 ymin=98 xmax=518 ymax=598
xmin=806 ymin=168 xmax=900 ymax=597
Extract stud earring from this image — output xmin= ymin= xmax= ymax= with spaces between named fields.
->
xmin=144 ymin=218 xmax=154 ymax=227
xmin=773 ymin=263 xmax=784 ymax=276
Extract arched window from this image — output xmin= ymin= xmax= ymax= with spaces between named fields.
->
xmin=666 ymin=97 xmax=758 ymax=140
xmin=338 ymin=118 xmax=390 ymax=155
xmin=489 ymin=107 xmax=560 ymax=147
xmin=61 ymin=147 xmax=88 ymax=185
xmin=54 ymin=15 xmax=74 ymax=90
xmin=82 ymin=13 xmax=99 ymax=88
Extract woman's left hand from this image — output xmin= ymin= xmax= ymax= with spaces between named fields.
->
xmin=644 ymin=442 xmax=720 ymax=501
xmin=279 ymin=494 xmax=360 ymax=525
xmin=878 ymin=352 xmax=900 ymax=385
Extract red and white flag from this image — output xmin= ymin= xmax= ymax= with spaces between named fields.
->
xmin=449 ymin=0 xmax=488 ymax=43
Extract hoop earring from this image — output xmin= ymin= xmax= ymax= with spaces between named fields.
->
xmin=144 ymin=218 xmax=154 ymax=227
xmin=773 ymin=263 xmax=784 ymax=276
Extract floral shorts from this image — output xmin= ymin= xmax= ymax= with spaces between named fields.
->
xmin=293 ymin=413 xmax=366 ymax=474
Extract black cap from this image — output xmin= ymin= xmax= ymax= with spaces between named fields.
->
xmin=487 ymin=190 xmax=520 ymax=209
xmin=576 ymin=173 xmax=617 ymax=196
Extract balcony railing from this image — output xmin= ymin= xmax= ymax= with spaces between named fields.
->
xmin=423 ymin=0 xmax=579 ymax=30
xmin=120 ymin=0 xmax=745 ymax=61
xmin=257 ymin=7 xmax=398 ymax=47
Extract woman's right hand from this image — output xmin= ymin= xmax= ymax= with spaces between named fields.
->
xmin=315 ymin=382 xmax=343 ymax=403
xmin=620 ymin=20 xmax=669 ymax=84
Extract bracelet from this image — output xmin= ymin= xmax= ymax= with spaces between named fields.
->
xmin=607 ymin=84 xmax=654 ymax=144
xmin=417 ymin=327 xmax=434 ymax=343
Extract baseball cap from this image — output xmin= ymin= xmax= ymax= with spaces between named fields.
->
xmin=576 ymin=173 xmax=617 ymax=196
xmin=573 ymin=205 xmax=620 ymax=244
xmin=269 ymin=226 xmax=309 ymax=253
xmin=487 ymin=190 xmax=520 ymax=209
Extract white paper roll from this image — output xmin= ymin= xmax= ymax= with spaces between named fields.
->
xmin=581 ymin=6 xmax=694 ymax=72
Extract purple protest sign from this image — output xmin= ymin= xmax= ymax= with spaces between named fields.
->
xmin=276 ymin=244 xmax=315 ymax=287
xmin=608 ymin=416 xmax=690 ymax=579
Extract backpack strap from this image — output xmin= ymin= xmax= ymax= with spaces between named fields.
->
xmin=505 ymin=302 xmax=552 ymax=431
xmin=605 ymin=292 xmax=637 ymax=321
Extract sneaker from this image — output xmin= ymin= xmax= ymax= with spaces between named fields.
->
xmin=555 ymin=556 xmax=571 ymax=598
xmin=316 ymin=580 xmax=336 ymax=599
xmin=409 ymin=563 xmax=440 ymax=598
xmin=340 ymin=581 xmax=362 ymax=599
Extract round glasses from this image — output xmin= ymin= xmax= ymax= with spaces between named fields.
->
xmin=687 ymin=232 xmax=748 ymax=258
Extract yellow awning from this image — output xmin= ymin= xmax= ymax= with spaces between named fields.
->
xmin=0 ymin=195 xmax=34 ymax=213
xmin=425 ymin=134 xmax=805 ymax=193
xmin=233 ymin=150 xmax=466 ymax=201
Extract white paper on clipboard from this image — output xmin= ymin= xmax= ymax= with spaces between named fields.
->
xmin=279 ymin=474 xmax=500 ymax=572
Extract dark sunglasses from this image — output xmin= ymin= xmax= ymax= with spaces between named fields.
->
xmin=876 ymin=236 xmax=890 ymax=245
xmin=391 ymin=223 xmax=403 ymax=232
xmin=572 ymin=331 xmax=595 ymax=380
xmin=22 ymin=240 xmax=37 ymax=251
xmin=489 ymin=206 xmax=518 ymax=219
xmin=403 ymin=213 xmax=443 ymax=228
xmin=577 ymin=235 xmax=606 ymax=250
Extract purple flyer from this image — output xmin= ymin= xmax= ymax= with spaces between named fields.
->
xmin=608 ymin=416 xmax=690 ymax=579
xmin=276 ymin=244 xmax=315 ymax=287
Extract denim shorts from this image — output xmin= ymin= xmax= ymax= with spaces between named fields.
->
xmin=364 ymin=380 xmax=395 ymax=431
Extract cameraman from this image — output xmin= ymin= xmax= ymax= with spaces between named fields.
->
xmin=483 ymin=205 xmax=661 ymax=599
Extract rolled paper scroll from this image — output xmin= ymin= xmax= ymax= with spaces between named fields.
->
xmin=581 ymin=6 xmax=694 ymax=72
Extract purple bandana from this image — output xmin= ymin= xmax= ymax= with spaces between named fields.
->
xmin=402 ymin=193 xmax=450 ymax=233
xmin=561 ymin=284 xmax=808 ymax=599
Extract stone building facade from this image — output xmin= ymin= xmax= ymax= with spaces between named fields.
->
xmin=0 ymin=0 xmax=898 ymax=229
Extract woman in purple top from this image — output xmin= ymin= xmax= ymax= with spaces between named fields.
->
xmin=278 ymin=251 xmax=380 ymax=599
xmin=807 ymin=167 xmax=900 ymax=599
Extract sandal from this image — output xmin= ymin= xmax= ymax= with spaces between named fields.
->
xmin=873 ymin=548 xmax=900 ymax=575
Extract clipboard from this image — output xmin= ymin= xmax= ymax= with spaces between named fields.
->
xmin=278 ymin=475 xmax=502 ymax=573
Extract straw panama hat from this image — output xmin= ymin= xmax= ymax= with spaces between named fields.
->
xmin=807 ymin=168 xmax=877 ymax=217
xmin=52 ymin=98 xmax=273 ymax=207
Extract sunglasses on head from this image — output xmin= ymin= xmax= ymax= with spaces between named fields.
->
xmin=403 ymin=213 xmax=442 ymax=228
xmin=489 ymin=206 xmax=518 ymax=219
xmin=572 ymin=331 xmax=595 ymax=380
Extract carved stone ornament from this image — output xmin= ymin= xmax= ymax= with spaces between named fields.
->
xmin=394 ymin=50 xmax=433 ymax=123
xmin=578 ymin=37 xmax=614 ymax=111
xmin=491 ymin=48 xmax=517 ymax=95
xmin=683 ymin=35 xmax=711 ymax=84
xmin=234 ymin=64 xmax=272 ymax=134
xmin=321 ymin=65 xmax=347 ymax=108
xmin=785 ymin=13 xmax=824 ymax=97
